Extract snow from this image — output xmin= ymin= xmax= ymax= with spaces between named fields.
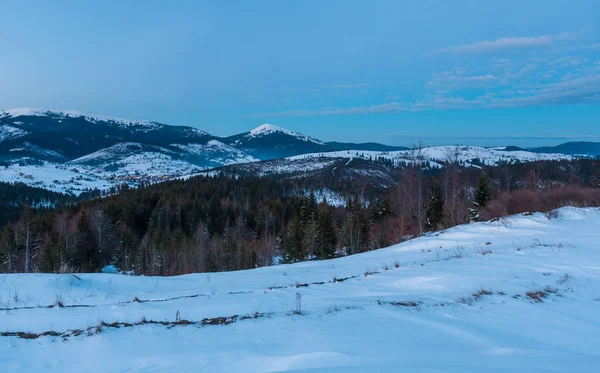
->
xmin=0 ymin=124 xmax=28 ymax=142
xmin=289 ymin=145 xmax=572 ymax=168
xmin=0 ymin=108 xmax=162 ymax=131
xmin=69 ymin=142 xmax=175 ymax=165
xmin=8 ymin=142 xmax=65 ymax=160
xmin=312 ymin=188 xmax=346 ymax=207
xmin=172 ymin=140 xmax=258 ymax=165
xmin=224 ymin=157 xmax=340 ymax=178
xmin=0 ymin=161 xmax=112 ymax=194
xmin=1 ymin=207 xmax=599 ymax=372
xmin=248 ymin=124 xmax=325 ymax=145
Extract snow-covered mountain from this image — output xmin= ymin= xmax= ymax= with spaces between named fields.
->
xmin=2 ymin=207 xmax=599 ymax=372
xmin=0 ymin=108 xmax=589 ymax=194
xmin=0 ymin=108 xmax=163 ymax=132
xmin=288 ymin=145 xmax=573 ymax=168
xmin=223 ymin=123 xmax=329 ymax=159
xmin=0 ymin=124 xmax=28 ymax=142
xmin=246 ymin=123 xmax=325 ymax=145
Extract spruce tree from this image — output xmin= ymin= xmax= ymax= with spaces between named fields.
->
xmin=206 ymin=196 xmax=224 ymax=238
xmin=591 ymin=161 xmax=600 ymax=188
xmin=475 ymin=173 xmax=492 ymax=208
xmin=316 ymin=206 xmax=337 ymax=259
xmin=283 ymin=216 xmax=304 ymax=263
xmin=471 ymin=172 xmax=492 ymax=221
xmin=75 ymin=211 xmax=101 ymax=271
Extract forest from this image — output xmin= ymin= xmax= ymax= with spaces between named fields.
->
xmin=1 ymin=158 xmax=599 ymax=276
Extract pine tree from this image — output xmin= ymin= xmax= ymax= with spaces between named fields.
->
xmin=75 ymin=211 xmax=101 ymax=271
xmin=343 ymin=197 xmax=369 ymax=255
xmin=206 ymin=196 xmax=224 ymax=238
xmin=283 ymin=216 xmax=304 ymax=262
xmin=316 ymin=206 xmax=337 ymax=259
xmin=425 ymin=180 xmax=444 ymax=230
xmin=471 ymin=172 xmax=492 ymax=221
xmin=300 ymin=191 xmax=318 ymax=225
xmin=591 ymin=161 xmax=600 ymax=188
xmin=475 ymin=173 xmax=492 ymax=208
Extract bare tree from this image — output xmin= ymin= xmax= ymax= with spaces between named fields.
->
xmin=20 ymin=205 xmax=36 ymax=273
xmin=408 ymin=142 xmax=427 ymax=236
xmin=443 ymin=146 xmax=466 ymax=226
xmin=90 ymin=208 xmax=114 ymax=257
xmin=55 ymin=213 xmax=77 ymax=267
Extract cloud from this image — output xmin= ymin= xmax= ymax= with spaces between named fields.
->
xmin=432 ymin=32 xmax=574 ymax=54
xmin=318 ymin=83 xmax=370 ymax=89
xmin=253 ymin=73 xmax=600 ymax=117
xmin=414 ymin=97 xmax=486 ymax=110
xmin=249 ymin=102 xmax=408 ymax=117
xmin=426 ymin=72 xmax=497 ymax=90
xmin=549 ymin=56 xmax=587 ymax=67
xmin=417 ymin=74 xmax=600 ymax=110
xmin=254 ymin=46 xmax=600 ymax=118
xmin=487 ymin=74 xmax=600 ymax=108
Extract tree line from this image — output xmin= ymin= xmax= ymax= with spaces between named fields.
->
xmin=1 ymin=158 xmax=599 ymax=275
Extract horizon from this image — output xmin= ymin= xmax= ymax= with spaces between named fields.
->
xmin=1 ymin=1 xmax=599 ymax=146
xmin=1 ymin=106 xmax=597 ymax=148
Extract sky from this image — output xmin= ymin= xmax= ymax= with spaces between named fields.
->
xmin=0 ymin=0 xmax=599 ymax=147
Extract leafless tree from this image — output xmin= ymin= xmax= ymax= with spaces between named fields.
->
xmin=90 ymin=208 xmax=115 ymax=256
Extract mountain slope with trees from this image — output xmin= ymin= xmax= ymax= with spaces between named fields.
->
xmin=1 ymin=157 xmax=599 ymax=276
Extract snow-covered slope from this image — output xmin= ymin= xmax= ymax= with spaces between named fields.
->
xmin=225 ymin=124 xmax=328 ymax=159
xmin=246 ymin=123 xmax=325 ymax=145
xmin=172 ymin=140 xmax=258 ymax=166
xmin=289 ymin=145 xmax=572 ymax=168
xmin=69 ymin=142 xmax=176 ymax=166
xmin=0 ymin=162 xmax=113 ymax=194
xmin=0 ymin=124 xmax=28 ymax=142
xmin=8 ymin=142 xmax=65 ymax=160
xmin=0 ymin=108 xmax=163 ymax=132
xmin=2 ymin=207 xmax=599 ymax=372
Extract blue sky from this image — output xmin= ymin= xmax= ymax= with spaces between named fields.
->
xmin=1 ymin=0 xmax=599 ymax=146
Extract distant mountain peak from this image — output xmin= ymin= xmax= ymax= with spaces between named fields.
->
xmin=248 ymin=123 xmax=325 ymax=145
xmin=0 ymin=108 xmax=161 ymax=131
xmin=249 ymin=124 xmax=289 ymax=136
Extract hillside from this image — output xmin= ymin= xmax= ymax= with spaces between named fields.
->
xmin=1 ymin=207 xmax=599 ymax=372
xmin=0 ymin=109 xmax=407 ymax=193
xmin=532 ymin=141 xmax=600 ymax=157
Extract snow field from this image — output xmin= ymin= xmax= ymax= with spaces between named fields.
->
xmin=1 ymin=207 xmax=599 ymax=372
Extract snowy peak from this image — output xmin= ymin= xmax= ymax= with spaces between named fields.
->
xmin=247 ymin=123 xmax=325 ymax=145
xmin=249 ymin=124 xmax=292 ymax=137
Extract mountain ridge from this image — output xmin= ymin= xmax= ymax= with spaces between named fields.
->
xmin=0 ymin=108 xmax=595 ymax=195
xmin=0 ymin=108 xmax=406 ymax=164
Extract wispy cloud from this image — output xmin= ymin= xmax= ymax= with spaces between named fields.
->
xmin=318 ymin=83 xmax=370 ymax=89
xmin=432 ymin=32 xmax=574 ymax=54
xmin=487 ymin=75 xmax=600 ymax=108
xmin=253 ymin=38 xmax=600 ymax=118
xmin=416 ymin=73 xmax=600 ymax=110
xmin=253 ymin=72 xmax=600 ymax=117
xmin=249 ymin=102 xmax=407 ymax=117
xmin=426 ymin=72 xmax=497 ymax=90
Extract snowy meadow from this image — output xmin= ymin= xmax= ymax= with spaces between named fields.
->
xmin=1 ymin=207 xmax=599 ymax=372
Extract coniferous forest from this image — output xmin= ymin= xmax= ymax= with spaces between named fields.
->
xmin=1 ymin=158 xmax=599 ymax=276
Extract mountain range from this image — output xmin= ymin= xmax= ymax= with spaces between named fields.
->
xmin=0 ymin=109 xmax=405 ymax=167
xmin=0 ymin=108 xmax=597 ymax=194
